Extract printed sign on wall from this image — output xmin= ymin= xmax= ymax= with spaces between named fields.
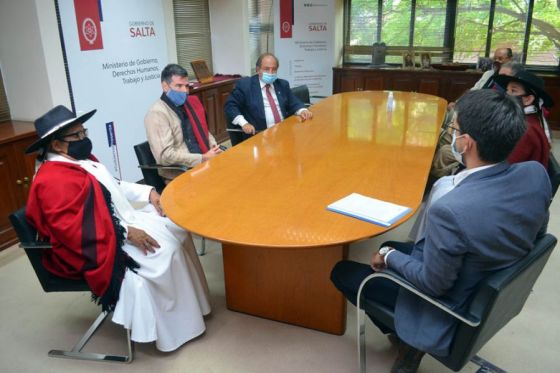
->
xmin=57 ymin=0 xmax=168 ymax=180
xmin=274 ymin=0 xmax=336 ymax=100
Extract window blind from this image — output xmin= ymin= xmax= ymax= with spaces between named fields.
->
xmin=248 ymin=0 xmax=274 ymax=74
xmin=173 ymin=0 xmax=213 ymax=78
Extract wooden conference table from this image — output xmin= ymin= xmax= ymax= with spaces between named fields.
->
xmin=161 ymin=91 xmax=447 ymax=335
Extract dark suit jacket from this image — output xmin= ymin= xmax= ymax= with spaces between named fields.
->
xmin=388 ymin=161 xmax=551 ymax=356
xmin=224 ymin=75 xmax=305 ymax=143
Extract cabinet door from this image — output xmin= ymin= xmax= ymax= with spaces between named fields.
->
xmin=363 ymin=74 xmax=385 ymax=91
xmin=11 ymin=138 xmax=37 ymax=201
xmin=339 ymin=73 xmax=364 ymax=92
xmin=418 ymin=77 xmax=440 ymax=96
xmin=217 ymin=83 xmax=234 ymax=143
xmin=0 ymin=144 xmax=23 ymax=249
xmin=200 ymin=88 xmax=219 ymax=136
xmin=391 ymin=73 xmax=416 ymax=92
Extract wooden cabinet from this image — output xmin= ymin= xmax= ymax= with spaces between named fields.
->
xmin=0 ymin=121 xmax=37 ymax=250
xmin=190 ymin=76 xmax=240 ymax=143
xmin=333 ymin=66 xmax=560 ymax=129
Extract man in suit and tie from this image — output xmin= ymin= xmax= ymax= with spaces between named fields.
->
xmin=331 ymin=89 xmax=551 ymax=373
xmin=224 ymin=53 xmax=313 ymax=145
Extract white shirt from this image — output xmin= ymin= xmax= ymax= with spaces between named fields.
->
xmin=232 ymin=78 xmax=307 ymax=129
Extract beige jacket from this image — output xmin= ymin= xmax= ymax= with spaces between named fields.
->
xmin=144 ymin=98 xmax=217 ymax=181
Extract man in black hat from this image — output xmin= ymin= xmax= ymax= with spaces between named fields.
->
xmin=25 ymin=105 xmax=211 ymax=352
xmin=495 ymin=70 xmax=554 ymax=169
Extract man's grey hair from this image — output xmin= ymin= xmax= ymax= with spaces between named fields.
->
xmin=256 ymin=53 xmax=279 ymax=69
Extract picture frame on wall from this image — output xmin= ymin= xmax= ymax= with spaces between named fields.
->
xmin=420 ymin=52 xmax=431 ymax=69
xmin=402 ymin=51 xmax=415 ymax=69
xmin=190 ymin=60 xmax=213 ymax=84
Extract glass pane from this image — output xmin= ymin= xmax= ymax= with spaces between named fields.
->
xmin=349 ymin=0 xmax=380 ymax=46
xmin=381 ymin=0 xmax=412 ymax=47
xmin=526 ymin=0 xmax=560 ymax=66
xmin=454 ymin=0 xmax=491 ymax=63
xmin=414 ymin=0 xmax=447 ymax=47
xmin=490 ymin=0 xmax=528 ymax=61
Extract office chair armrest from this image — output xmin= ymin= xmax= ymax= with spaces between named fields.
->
xmin=19 ymin=242 xmax=52 ymax=250
xmin=310 ymin=95 xmax=327 ymax=99
xmin=138 ymin=164 xmax=189 ymax=172
xmin=357 ymin=269 xmax=481 ymax=327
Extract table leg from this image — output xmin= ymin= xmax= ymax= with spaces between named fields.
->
xmin=222 ymin=243 xmax=348 ymax=335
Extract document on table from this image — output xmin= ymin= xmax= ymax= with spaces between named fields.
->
xmin=327 ymin=193 xmax=411 ymax=227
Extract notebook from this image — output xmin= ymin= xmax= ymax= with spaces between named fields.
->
xmin=327 ymin=193 xmax=411 ymax=227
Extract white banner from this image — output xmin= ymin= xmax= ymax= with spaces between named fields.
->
xmin=57 ymin=0 xmax=168 ymax=180
xmin=274 ymin=0 xmax=335 ymax=100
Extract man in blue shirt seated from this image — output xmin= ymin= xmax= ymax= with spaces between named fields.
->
xmin=331 ymin=89 xmax=551 ymax=373
xmin=224 ymin=53 xmax=312 ymax=145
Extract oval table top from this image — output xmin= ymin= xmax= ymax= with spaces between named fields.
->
xmin=162 ymin=91 xmax=447 ymax=248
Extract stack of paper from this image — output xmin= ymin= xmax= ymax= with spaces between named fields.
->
xmin=327 ymin=193 xmax=411 ymax=227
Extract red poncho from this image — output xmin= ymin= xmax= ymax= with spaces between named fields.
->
xmin=26 ymin=160 xmax=137 ymax=311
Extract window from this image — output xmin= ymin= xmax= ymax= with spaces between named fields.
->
xmin=344 ymin=0 xmax=560 ymax=68
xmin=248 ymin=0 xmax=274 ymax=74
xmin=0 ymin=68 xmax=10 ymax=122
xmin=173 ymin=0 xmax=213 ymax=78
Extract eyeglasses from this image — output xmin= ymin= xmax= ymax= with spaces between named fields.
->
xmin=446 ymin=124 xmax=461 ymax=134
xmin=59 ymin=128 xmax=88 ymax=141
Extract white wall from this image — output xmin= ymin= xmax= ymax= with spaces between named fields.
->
xmin=162 ymin=0 xmax=179 ymax=64
xmin=209 ymin=0 xmax=251 ymax=76
xmin=0 ymin=0 xmax=67 ymax=121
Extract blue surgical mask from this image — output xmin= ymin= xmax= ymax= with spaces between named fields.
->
xmin=262 ymin=72 xmax=277 ymax=85
xmin=451 ymin=130 xmax=465 ymax=165
xmin=166 ymin=89 xmax=187 ymax=106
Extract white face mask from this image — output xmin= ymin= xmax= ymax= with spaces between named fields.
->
xmin=451 ymin=130 xmax=465 ymax=165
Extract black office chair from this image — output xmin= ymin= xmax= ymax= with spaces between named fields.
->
xmin=133 ymin=141 xmax=207 ymax=255
xmin=547 ymin=152 xmax=560 ymax=198
xmin=291 ymin=85 xmax=311 ymax=107
xmin=133 ymin=141 xmax=187 ymax=194
xmin=356 ymin=233 xmax=557 ymax=373
xmin=291 ymin=84 xmax=328 ymax=108
xmin=9 ymin=207 xmax=134 ymax=363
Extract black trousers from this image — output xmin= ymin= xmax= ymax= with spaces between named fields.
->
xmin=330 ymin=241 xmax=414 ymax=334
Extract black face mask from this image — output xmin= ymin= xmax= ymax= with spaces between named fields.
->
xmin=66 ymin=137 xmax=93 ymax=160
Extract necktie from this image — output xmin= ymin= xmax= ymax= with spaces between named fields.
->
xmin=265 ymin=84 xmax=282 ymax=124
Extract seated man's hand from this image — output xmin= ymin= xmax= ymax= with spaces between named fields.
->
xmin=127 ymin=226 xmax=160 ymax=255
xmin=202 ymin=145 xmax=222 ymax=161
xmin=298 ymin=109 xmax=313 ymax=121
xmin=149 ymin=189 xmax=163 ymax=216
xmin=370 ymin=251 xmax=386 ymax=272
xmin=242 ymin=123 xmax=256 ymax=135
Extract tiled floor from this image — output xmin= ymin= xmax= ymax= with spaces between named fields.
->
xmin=1 ymin=145 xmax=559 ymax=373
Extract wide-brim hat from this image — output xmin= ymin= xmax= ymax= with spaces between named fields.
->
xmin=494 ymin=71 xmax=553 ymax=108
xmin=26 ymin=105 xmax=96 ymax=154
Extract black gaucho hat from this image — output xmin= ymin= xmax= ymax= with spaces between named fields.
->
xmin=26 ymin=105 xmax=96 ymax=154
xmin=494 ymin=70 xmax=554 ymax=108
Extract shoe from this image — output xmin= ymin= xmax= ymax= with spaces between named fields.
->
xmin=390 ymin=342 xmax=425 ymax=373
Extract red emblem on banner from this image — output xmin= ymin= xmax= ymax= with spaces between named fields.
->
xmin=280 ymin=0 xmax=293 ymax=39
xmin=74 ymin=0 xmax=104 ymax=51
